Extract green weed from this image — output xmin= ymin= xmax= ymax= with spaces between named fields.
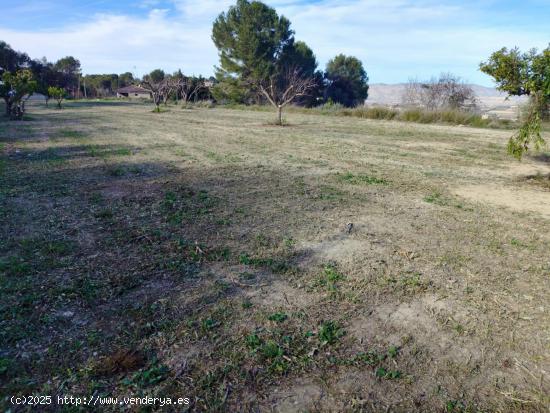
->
xmin=319 ymin=321 xmax=345 ymax=345
xmin=268 ymin=312 xmax=288 ymax=322
xmin=337 ymin=172 xmax=388 ymax=185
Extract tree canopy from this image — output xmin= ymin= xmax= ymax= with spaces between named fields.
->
xmin=325 ymin=54 xmax=369 ymax=107
xmin=212 ymin=0 xmax=293 ymax=83
xmin=0 ymin=41 xmax=30 ymax=75
xmin=1 ymin=69 xmax=37 ymax=118
xmin=480 ymin=46 xmax=550 ymax=158
xmin=278 ymin=41 xmax=324 ymax=106
xmin=211 ymin=0 xmax=321 ymax=117
xmin=146 ymin=69 xmax=165 ymax=83
xmin=480 ymin=47 xmax=549 ymax=102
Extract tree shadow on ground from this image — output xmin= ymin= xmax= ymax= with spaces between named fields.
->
xmin=530 ymin=152 xmax=550 ymax=165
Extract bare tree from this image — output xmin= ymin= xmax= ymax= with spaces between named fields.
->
xmin=141 ymin=77 xmax=180 ymax=111
xmin=401 ymin=73 xmax=476 ymax=110
xmin=160 ymin=77 xmax=183 ymax=106
xmin=141 ymin=79 xmax=163 ymax=112
xmin=179 ymin=79 xmax=205 ymax=105
xmin=256 ymin=69 xmax=316 ymax=125
xmin=402 ymin=77 xmax=422 ymax=107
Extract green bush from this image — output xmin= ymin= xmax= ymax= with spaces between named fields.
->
xmin=355 ymin=106 xmax=399 ymax=120
xmin=315 ymin=101 xmax=345 ymax=114
xmin=401 ymin=109 xmax=423 ymax=122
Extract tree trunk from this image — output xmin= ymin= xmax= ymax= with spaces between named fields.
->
xmin=4 ymin=98 xmax=10 ymax=115
xmin=277 ymin=105 xmax=282 ymax=125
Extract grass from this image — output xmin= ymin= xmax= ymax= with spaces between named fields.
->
xmin=225 ymin=102 xmax=517 ymax=129
xmin=0 ymin=101 xmax=549 ymax=412
xmin=336 ymin=171 xmax=388 ymax=185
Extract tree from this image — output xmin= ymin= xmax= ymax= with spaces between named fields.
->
xmin=402 ymin=73 xmax=476 ymax=110
xmin=480 ymin=46 xmax=549 ymax=159
xmin=82 ymin=74 xmax=119 ymax=97
xmin=212 ymin=0 xmax=292 ymax=107
xmin=212 ymin=0 xmax=316 ymax=123
xmin=212 ymin=0 xmax=293 ymax=81
xmin=148 ymin=69 xmax=165 ymax=83
xmin=28 ymin=58 xmax=59 ymax=104
xmin=257 ymin=68 xmax=316 ymax=124
xmin=0 ymin=41 xmax=29 ymax=75
xmin=141 ymin=79 xmax=163 ymax=112
xmin=1 ymin=70 xmax=37 ymax=119
xmin=278 ymin=41 xmax=324 ymax=107
xmin=54 ymin=56 xmax=81 ymax=96
xmin=48 ymin=86 xmax=66 ymax=109
xmin=159 ymin=76 xmax=184 ymax=106
xmin=325 ymin=54 xmax=369 ymax=107
xmin=119 ymin=72 xmax=134 ymax=88
xmin=141 ymin=69 xmax=172 ymax=111
xmin=179 ymin=77 xmax=206 ymax=105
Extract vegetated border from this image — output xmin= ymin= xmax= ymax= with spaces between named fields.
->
xmin=222 ymin=102 xmax=519 ymax=129
xmin=7 ymin=99 xmax=528 ymax=130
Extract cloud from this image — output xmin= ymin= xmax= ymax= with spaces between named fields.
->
xmin=0 ymin=8 xmax=217 ymax=77
xmin=273 ymin=0 xmax=549 ymax=83
xmin=0 ymin=0 xmax=547 ymax=84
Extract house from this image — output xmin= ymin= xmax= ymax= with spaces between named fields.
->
xmin=116 ymin=85 xmax=151 ymax=99
xmin=26 ymin=93 xmax=47 ymax=102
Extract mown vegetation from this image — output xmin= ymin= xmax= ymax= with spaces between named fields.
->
xmin=1 ymin=101 xmax=549 ymax=411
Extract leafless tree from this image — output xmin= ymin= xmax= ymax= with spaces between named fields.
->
xmin=256 ymin=69 xmax=316 ymax=125
xmin=179 ymin=79 xmax=205 ymax=105
xmin=141 ymin=77 xmax=186 ymax=111
xmin=402 ymin=73 xmax=476 ymax=110
xmin=141 ymin=79 xmax=164 ymax=112
xmin=160 ymin=77 xmax=183 ymax=106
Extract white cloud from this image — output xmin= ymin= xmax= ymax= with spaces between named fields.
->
xmin=273 ymin=0 xmax=549 ymax=84
xmin=0 ymin=8 xmax=216 ymax=77
xmin=0 ymin=0 xmax=547 ymax=84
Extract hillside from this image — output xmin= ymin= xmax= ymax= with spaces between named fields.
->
xmin=367 ymin=83 xmax=528 ymax=120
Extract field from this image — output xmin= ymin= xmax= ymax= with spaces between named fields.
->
xmin=1 ymin=101 xmax=549 ymax=412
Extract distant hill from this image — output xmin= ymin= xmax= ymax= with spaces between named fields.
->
xmin=366 ymin=83 xmax=528 ymax=120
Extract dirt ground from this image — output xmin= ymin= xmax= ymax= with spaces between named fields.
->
xmin=1 ymin=101 xmax=549 ymax=412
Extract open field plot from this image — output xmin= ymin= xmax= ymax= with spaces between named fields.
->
xmin=1 ymin=102 xmax=549 ymax=412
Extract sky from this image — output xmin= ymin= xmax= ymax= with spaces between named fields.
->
xmin=0 ymin=0 xmax=548 ymax=86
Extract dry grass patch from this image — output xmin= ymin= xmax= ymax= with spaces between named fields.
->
xmin=1 ymin=101 xmax=549 ymax=412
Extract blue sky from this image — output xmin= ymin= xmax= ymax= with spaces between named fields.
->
xmin=0 ymin=0 xmax=548 ymax=86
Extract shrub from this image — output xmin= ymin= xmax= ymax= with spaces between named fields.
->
xmin=221 ymin=101 xmax=515 ymax=129
xmin=315 ymin=100 xmax=345 ymax=114
xmin=351 ymin=106 xmax=399 ymax=120
xmin=194 ymin=99 xmax=216 ymax=109
xmin=401 ymin=109 xmax=423 ymax=122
